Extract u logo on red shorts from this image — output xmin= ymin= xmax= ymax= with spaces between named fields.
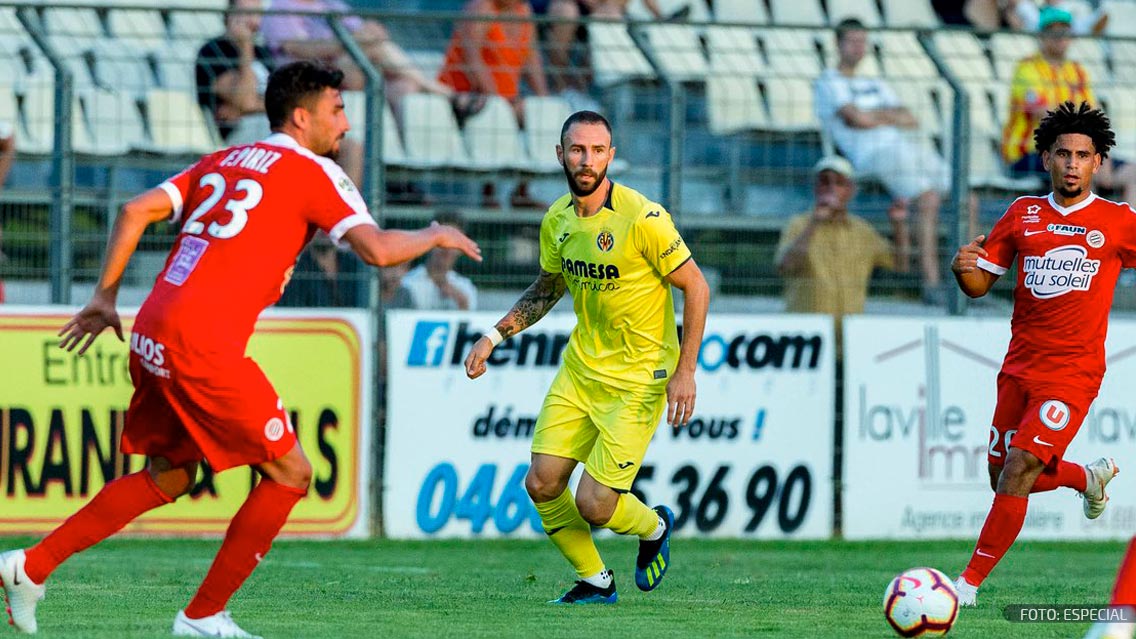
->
xmin=1039 ymin=400 xmax=1070 ymax=431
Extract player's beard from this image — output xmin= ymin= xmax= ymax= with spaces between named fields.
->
xmin=564 ymin=163 xmax=608 ymax=197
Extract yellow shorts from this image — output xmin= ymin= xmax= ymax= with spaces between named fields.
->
xmin=531 ymin=365 xmax=666 ymax=491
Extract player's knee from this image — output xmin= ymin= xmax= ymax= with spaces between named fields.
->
xmin=524 ymin=470 xmax=563 ymax=503
xmin=283 ymin=458 xmax=313 ymax=491
xmin=149 ymin=463 xmax=197 ymax=499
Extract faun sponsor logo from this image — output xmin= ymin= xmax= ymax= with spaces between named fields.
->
xmin=1022 ymin=245 xmax=1101 ymax=299
xmin=1048 ymin=223 xmax=1087 ymax=236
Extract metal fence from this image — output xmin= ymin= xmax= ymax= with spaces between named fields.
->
xmin=1 ymin=2 xmax=1135 ymax=311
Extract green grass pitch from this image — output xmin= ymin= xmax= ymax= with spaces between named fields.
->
xmin=0 ymin=537 xmax=1123 ymax=638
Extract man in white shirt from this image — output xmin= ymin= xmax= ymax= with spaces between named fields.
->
xmin=402 ymin=210 xmax=479 ymax=310
xmin=815 ymin=18 xmax=950 ymax=304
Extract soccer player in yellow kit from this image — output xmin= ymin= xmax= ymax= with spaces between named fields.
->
xmin=465 ymin=110 xmax=710 ymax=603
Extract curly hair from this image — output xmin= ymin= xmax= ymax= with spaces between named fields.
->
xmin=1033 ymin=101 xmax=1116 ymax=159
xmin=265 ymin=61 xmax=345 ymax=131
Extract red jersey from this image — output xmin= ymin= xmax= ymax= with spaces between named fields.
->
xmin=136 ymin=133 xmax=376 ymax=355
xmin=978 ymin=192 xmax=1136 ymax=390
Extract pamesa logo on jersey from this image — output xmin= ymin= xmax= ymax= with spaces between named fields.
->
xmin=596 ymin=230 xmax=614 ymax=252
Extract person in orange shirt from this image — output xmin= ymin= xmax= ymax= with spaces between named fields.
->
xmin=1002 ymin=7 xmax=1134 ymax=203
xmin=440 ymin=0 xmax=551 ymax=209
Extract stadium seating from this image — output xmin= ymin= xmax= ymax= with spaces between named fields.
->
xmin=461 ymin=95 xmax=528 ymax=171
xmin=768 ymin=0 xmax=827 ymax=28
xmin=641 ymin=23 xmax=710 ymax=82
xmin=587 ymin=21 xmax=655 ymax=87
xmin=826 ymin=0 xmax=883 ymax=27
xmin=106 ymin=8 xmax=167 ymax=53
xmin=521 ymin=95 xmax=573 ymax=172
xmin=712 ymin=0 xmax=770 ymax=25
xmin=341 ymin=90 xmax=407 ymax=167
xmin=73 ymin=89 xmax=139 ymax=156
xmin=399 ymin=92 xmax=471 ymax=169
xmin=143 ymin=88 xmax=219 ymax=155
xmin=878 ymin=0 xmax=939 ymax=28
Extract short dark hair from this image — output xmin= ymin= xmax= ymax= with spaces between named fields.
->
xmin=265 ymin=60 xmax=345 ymax=130
xmin=560 ymin=110 xmax=612 ymax=146
xmin=835 ymin=18 xmax=866 ymax=44
xmin=1033 ymin=101 xmax=1115 ymax=159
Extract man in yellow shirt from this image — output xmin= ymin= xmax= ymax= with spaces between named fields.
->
xmin=1002 ymin=7 xmax=1134 ymax=202
xmin=776 ymin=155 xmax=908 ymax=318
xmin=465 ymin=110 xmax=710 ymax=604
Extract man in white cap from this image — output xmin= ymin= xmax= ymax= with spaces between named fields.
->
xmin=775 ymin=155 xmax=909 ymax=320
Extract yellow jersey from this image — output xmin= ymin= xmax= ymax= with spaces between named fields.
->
xmin=1002 ymin=54 xmax=1095 ymax=164
xmin=539 ymin=182 xmax=692 ymax=391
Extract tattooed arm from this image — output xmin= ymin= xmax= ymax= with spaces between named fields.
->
xmin=464 ymin=269 xmax=566 ymax=379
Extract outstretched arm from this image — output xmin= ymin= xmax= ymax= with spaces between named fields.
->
xmin=465 ymin=269 xmax=566 ymax=379
xmin=343 ymin=221 xmax=481 ymax=267
xmin=58 ymin=187 xmax=175 ymax=353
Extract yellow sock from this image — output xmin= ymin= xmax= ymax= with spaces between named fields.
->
xmin=604 ymin=491 xmax=660 ymax=537
xmin=533 ymin=489 xmax=605 ymax=578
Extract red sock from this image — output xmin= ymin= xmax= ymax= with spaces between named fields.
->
xmin=23 ymin=471 xmax=174 ymax=584
xmin=960 ymin=493 xmax=1029 ymax=587
xmin=1030 ymin=460 xmax=1087 ymax=493
xmin=183 ymin=479 xmax=305 ymax=619
xmin=1112 ymin=538 xmax=1136 ymax=606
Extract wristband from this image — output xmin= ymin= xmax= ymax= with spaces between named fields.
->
xmin=485 ymin=328 xmax=504 ymax=346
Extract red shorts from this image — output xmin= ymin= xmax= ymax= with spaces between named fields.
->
xmin=987 ymin=372 xmax=1096 ymax=468
xmin=122 ymin=337 xmax=296 ymax=472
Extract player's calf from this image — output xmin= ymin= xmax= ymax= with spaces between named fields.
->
xmin=0 ymin=550 xmax=46 ymax=634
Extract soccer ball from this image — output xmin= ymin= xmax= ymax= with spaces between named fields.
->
xmin=883 ymin=567 xmax=959 ymax=637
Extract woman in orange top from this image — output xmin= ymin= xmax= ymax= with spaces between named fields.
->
xmin=439 ymin=0 xmax=551 ymax=209
xmin=439 ymin=0 xmax=549 ymax=123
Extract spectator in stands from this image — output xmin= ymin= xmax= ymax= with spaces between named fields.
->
xmin=439 ymin=0 xmax=550 ymax=209
xmin=0 ymin=119 xmax=13 ymax=304
xmin=775 ymin=156 xmax=909 ymax=320
xmin=201 ymin=0 xmax=390 ymax=195
xmin=931 ymin=0 xmax=1005 ymax=29
xmin=380 ymin=262 xmax=413 ymax=309
xmin=277 ymin=232 xmax=362 ymax=308
xmin=816 ymin=18 xmax=950 ymax=305
xmin=1002 ymin=7 xmax=1135 ymax=203
xmin=196 ymin=0 xmax=275 ymax=145
xmin=402 ymin=211 xmax=478 ymax=310
xmin=262 ymin=0 xmax=454 ymax=118
xmin=540 ymin=0 xmax=664 ymax=107
xmin=1004 ymin=0 xmax=1109 ymax=36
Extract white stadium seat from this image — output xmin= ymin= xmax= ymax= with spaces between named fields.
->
xmin=587 ymin=22 xmax=655 ymax=87
xmin=143 ymin=88 xmax=219 ymax=154
xmin=713 ymin=0 xmax=769 ymax=25
xmin=521 ymin=95 xmax=573 ymax=172
xmin=706 ymin=74 xmax=768 ymax=135
xmin=826 ymin=0 xmax=883 ymax=27
xmin=768 ymin=0 xmax=827 ymax=27
xmin=462 ymin=95 xmax=526 ymax=171
xmin=642 ymin=23 xmax=710 ymax=82
xmin=340 ymin=89 xmax=407 ymax=166
xmin=879 ymin=0 xmax=939 ymax=28
xmin=399 ymin=92 xmax=471 ymax=169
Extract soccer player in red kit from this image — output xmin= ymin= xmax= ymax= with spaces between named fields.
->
xmin=0 ymin=61 xmax=480 ymax=637
xmin=951 ymin=101 xmax=1130 ymax=607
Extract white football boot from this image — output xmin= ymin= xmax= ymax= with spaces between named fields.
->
xmin=954 ymin=576 xmax=978 ymax=607
xmin=0 ymin=549 xmax=46 ymax=634
xmin=173 ymin=610 xmax=263 ymax=638
xmin=1084 ymin=457 xmax=1120 ymax=520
